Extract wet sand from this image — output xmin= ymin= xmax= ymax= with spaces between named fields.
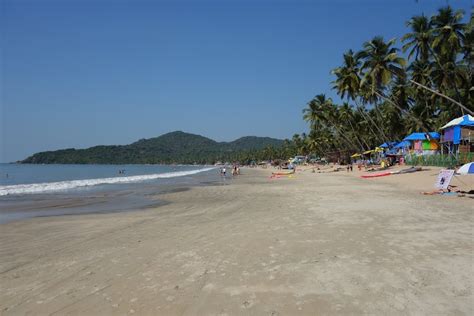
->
xmin=1 ymin=168 xmax=472 ymax=315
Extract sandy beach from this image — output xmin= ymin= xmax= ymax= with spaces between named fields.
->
xmin=1 ymin=167 xmax=473 ymax=315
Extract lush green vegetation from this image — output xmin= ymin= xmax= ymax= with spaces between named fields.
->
xmin=21 ymin=131 xmax=285 ymax=165
xmin=294 ymin=5 xmax=473 ymax=161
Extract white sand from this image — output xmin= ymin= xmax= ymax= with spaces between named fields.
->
xmin=1 ymin=168 xmax=472 ymax=315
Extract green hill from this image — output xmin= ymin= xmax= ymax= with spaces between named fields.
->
xmin=21 ymin=131 xmax=284 ymax=164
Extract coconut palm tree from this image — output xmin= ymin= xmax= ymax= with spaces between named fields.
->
xmin=356 ymin=36 xmax=406 ymax=94
xmin=332 ymin=49 xmax=362 ymax=100
xmin=431 ymin=6 xmax=466 ymax=62
xmin=303 ymin=94 xmax=361 ymax=150
xmin=402 ymin=15 xmax=433 ymax=62
xmin=357 ymin=36 xmax=444 ymax=128
xmin=332 ymin=50 xmax=389 ymax=142
xmin=389 ymin=75 xmax=413 ymax=112
xmin=403 ymin=8 xmax=469 ymax=112
xmin=339 ymin=102 xmax=366 ymax=150
xmin=407 ymin=60 xmax=437 ymax=126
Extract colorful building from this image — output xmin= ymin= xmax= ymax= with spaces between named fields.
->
xmin=440 ymin=115 xmax=474 ymax=157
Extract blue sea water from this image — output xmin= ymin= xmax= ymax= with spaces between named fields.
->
xmin=0 ymin=164 xmax=222 ymax=223
xmin=0 ymin=164 xmax=215 ymax=196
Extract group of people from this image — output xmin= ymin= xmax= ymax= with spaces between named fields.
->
xmin=220 ymin=165 xmax=240 ymax=177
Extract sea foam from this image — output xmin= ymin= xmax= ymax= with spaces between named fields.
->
xmin=0 ymin=167 xmax=215 ymax=196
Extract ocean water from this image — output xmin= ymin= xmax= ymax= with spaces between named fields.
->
xmin=0 ymin=164 xmax=222 ymax=223
xmin=0 ymin=164 xmax=215 ymax=196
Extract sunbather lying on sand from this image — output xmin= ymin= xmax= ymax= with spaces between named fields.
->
xmin=421 ymin=185 xmax=474 ymax=196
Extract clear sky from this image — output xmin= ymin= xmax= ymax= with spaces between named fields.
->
xmin=1 ymin=0 xmax=472 ymax=162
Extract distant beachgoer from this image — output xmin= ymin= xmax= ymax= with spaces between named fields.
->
xmin=222 ymin=167 xmax=226 ymax=176
xmin=350 ymin=164 xmax=353 ymax=172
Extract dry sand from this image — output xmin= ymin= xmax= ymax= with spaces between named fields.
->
xmin=1 ymin=168 xmax=473 ymax=315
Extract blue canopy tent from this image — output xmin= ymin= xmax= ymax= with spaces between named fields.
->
xmin=403 ymin=132 xmax=440 ymax=141
xmin=384 ymin=140 xmax=410 ymax=157
xmin=385 ymin=148 xmax=400 ymax=156
xmin=379 ymin=141 xmax=398 ymax=148
xmin=394 ymin=140 xmax=411 ymax=149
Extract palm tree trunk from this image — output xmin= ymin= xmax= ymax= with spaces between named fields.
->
xmin=347 ymin=119 xmax=367 ymax=150
xmin=408 ymin=79 xmax=472 ymax=115
xmin=356 ymin=107 xmax=381 ymax=142
xmin=324 ymin=115 xmax=362 ymax=150
xmin=373 ymin=90 xmax=432 ymax=133
xmin=354 ymin=99 xmax=390 ymax=143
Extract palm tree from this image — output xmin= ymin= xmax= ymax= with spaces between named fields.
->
xmin=357 ymin=36 xmax=449 ymax=128
xmin=428 ymin=6 xmax=472 ymax=114
xmin=463 ymin=9 xmax=473 ymax=73
xmin=389 ymin=75 xmax=412 ymax=112
xmin=431 ymin=6 xmax=466 ymax=62
xmin=332 ymin=49 xmax=362 ymax=100
xmin=408 ymin=59 xmax=437 ymax=124
xmin=402 ymin=15 xmax=432 ymax=62
xmin=356 ymin=36 xmax=406 ymax=94
xmin=339 ymin=102 xmax=366 ymax=150
xmin=303 ymin=94 xmax=360 ymax=150
xmin=332 ymin=50 xmax=388 ymax=142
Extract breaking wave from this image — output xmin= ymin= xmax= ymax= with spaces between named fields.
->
xmin=0 ymin=167 xmax=215 ymax=196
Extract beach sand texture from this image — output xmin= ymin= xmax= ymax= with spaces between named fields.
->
xmin=1 ymin=168 xmax=473 ymax=315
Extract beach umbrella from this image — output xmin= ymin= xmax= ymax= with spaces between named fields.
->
xmin=394 ymin=140 xmax=411 ymax=148
xmin=457 ymin=162 xmax=474 ymax=175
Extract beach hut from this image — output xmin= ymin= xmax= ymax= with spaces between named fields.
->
xmin=439 ymin=115 xmax=474 ymax=157
xmin=403 ymin=132 xmax=440 ymax=156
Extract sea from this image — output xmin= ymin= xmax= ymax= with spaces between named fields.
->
xmin=0 ymin=164 xmax=222 ymax=224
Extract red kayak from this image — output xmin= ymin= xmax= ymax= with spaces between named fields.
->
xmin=360 ymin=172 xmax=392 ymax=178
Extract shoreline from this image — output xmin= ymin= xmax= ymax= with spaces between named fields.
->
xmin=0 ymin=168 xmax=224 ymax=224
xmin=1 ymin=168 xmax=472 ymax=314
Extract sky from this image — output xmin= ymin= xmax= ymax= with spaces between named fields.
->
xmin=1 ymin=0 xmax=472 ymax=162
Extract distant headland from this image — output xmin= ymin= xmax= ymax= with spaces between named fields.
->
xmin=20 ymin=131 xmax=284 ymax=165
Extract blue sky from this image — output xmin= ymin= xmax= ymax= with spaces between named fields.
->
xmin=1 ymin=0 xmax=472 ymax=162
